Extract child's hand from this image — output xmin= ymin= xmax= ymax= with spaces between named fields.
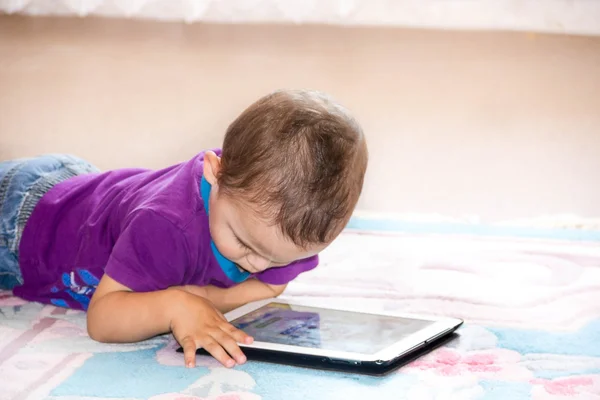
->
xmin=170 ymin=294 xmax=253 ymax=368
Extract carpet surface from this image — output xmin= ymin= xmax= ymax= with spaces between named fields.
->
xmin=1 ymin=216 xmax=600 ymax=400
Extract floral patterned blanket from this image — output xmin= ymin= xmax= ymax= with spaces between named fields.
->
xmin=2 ymin=217 xmax=600 ymax=400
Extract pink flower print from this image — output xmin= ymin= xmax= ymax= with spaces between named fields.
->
xmin=405 ymin=347 xmax=533 ymax=381
xmin=0 ymin=292 xmax=27 ymax=307
xmin=531 ymin=375 xmax=600 ymax=399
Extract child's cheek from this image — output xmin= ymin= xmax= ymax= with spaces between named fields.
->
xmin=211 ymin=231 xmax=243 ymax=261
xmin=207 ymin=207 xmax=243 ymax=260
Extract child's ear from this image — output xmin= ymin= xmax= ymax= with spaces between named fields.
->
xmin=203 ymin=151 xmax=221 ymax=186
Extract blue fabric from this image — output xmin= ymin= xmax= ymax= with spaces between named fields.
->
xmin=44 ymin=318 xmax=600 ymax=399
xmin=200 ymin=176 xmax=250 ymax=283
xmin=347 ymin=216 xmax=600 ymax=241
xmin=0 ymin=155 xmax=99 ymax=290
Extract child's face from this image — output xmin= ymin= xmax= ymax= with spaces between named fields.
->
xmin=202 ymin=151 xmax=326 ymax=274
xmin=207 ymin=191 xmax=325 ymax=273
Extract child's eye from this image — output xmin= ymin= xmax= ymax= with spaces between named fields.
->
xmin=234 ymin=235 xmax=249 ymax=250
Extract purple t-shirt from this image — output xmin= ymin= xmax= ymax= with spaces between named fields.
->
xmin=15 ymin=150 xmax=318 ymax=310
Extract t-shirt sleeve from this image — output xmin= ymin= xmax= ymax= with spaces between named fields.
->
xmin=104 ymin=210 xmax=190 ymax=292
xmin=255 ymin=255 xmax=319 ymax=285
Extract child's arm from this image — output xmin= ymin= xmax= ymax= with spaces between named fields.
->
xmin=87 ymin=274 xmax=253 ymax=368
xmin=180 ymin=279 xmax=287 ymax=313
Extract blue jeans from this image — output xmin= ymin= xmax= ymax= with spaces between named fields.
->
xmin=0 ymin=155 xmax=99 ymax=289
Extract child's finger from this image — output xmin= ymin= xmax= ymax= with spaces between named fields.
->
xmin=180 ymin=336 xmax=197 ymax=368
xmin=201 ymin=337 xmax=236 ymax=368
xmin=220 ymin=322 xmax=254 ymax=345
xmin=211 ymin=329 xmax=247 ymax=365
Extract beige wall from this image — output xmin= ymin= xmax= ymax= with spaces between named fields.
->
xmin=1 ymin=16 xmax=599 ymax=220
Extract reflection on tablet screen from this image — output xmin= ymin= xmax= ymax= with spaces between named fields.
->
xmin=231 ymin=302 xmax=433 ymax=354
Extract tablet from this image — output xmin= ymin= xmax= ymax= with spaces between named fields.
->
xmin=178 ymin=299 xmax=463 ymax=375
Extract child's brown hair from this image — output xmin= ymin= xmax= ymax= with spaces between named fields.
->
xmin=218 ymin=89 xmax=368 ymax=248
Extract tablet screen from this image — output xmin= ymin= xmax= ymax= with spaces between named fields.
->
xmin=231 ymin=302 xmax=433 ymax=354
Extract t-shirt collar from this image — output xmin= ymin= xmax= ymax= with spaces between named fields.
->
xmin=200 ymin=176 xmax=250 ymax=283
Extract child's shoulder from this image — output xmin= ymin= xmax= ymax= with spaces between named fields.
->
xmin=120 ymin=153 xmax=213 ymax=232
